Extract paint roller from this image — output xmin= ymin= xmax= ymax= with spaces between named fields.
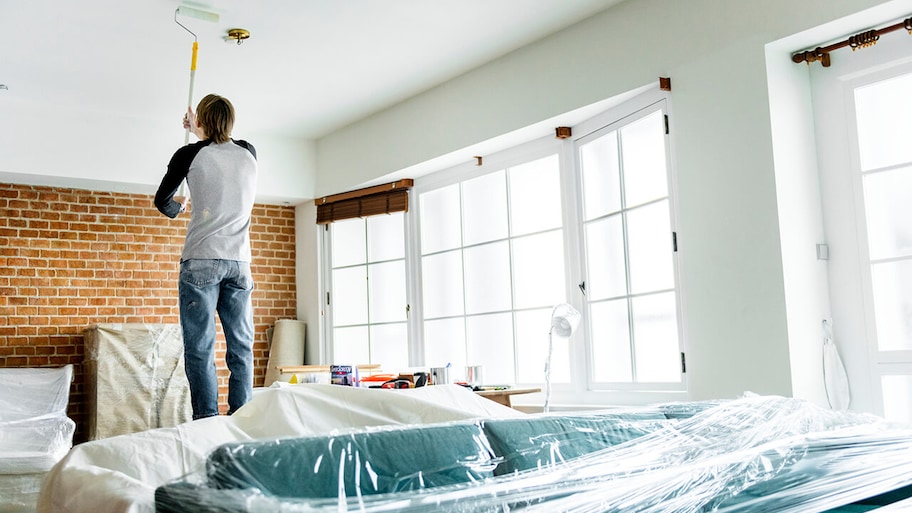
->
xmin=174 ymin=5 xmax=220 ymax=199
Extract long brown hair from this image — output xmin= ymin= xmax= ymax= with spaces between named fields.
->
xmin=196 ymin=94 xmax=234 ymax=144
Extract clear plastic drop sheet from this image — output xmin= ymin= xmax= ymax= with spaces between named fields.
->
xmin=82 ymin=323 xmax=191 ymax=439
xmin=0 ymin=365 xmax=75 ymax=513
xmin=0 ymin=365 xmax=73 ymax=423
xmin=153 ymin=394 xmax=912 ymax=513
xmin=0 ymin=365 xmax=75 ymax=474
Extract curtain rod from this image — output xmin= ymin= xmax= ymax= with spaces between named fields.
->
xmin=792 ymin=15 xmax=912 ymax=67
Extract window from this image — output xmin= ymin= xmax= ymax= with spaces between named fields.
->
xmin=322 ymin=88 xmax=683 ymax=400
xmin=417 ymin=152 xmax=569 ymax=385
xmin=325 ymin=212 xmax=409 ymax=369
xmin=577 ymin=109 xmax=682 ymax=387
xmin=852 ymin=70 xmax=912 ymax=420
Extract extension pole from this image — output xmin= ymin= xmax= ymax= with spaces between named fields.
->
xmin=185 ymin=41 xmax=198 ymax=146
xmin=177 ymin=40 xmax=198 ymax=198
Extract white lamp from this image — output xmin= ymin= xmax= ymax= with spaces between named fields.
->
xmin=544 ymin=303 xmax=581 ymax=413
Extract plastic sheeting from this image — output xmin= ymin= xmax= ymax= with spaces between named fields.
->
xmin=0 ymin=365 xmax=75 ymax=513
xmin=153 ymin=394 xmax=912 ymax=513
xmin=36 ymin=383 xmax=523 ymax=513
xmin=83 ymin=323 xmax=191 ymax=439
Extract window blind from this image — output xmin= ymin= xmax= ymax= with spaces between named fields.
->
xmin=314 ymin=179 xmax=413 ymax=224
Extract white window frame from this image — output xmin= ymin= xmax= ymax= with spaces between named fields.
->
xmin=320 ymin=86 xmax=688 ymax=406
xmin=570 ymin=92 xmax=686 ymax=396
xmin=320 ymin=212 xmax=413 ymax=367
xmin=844 ymin=63 xmax=912 ymax=417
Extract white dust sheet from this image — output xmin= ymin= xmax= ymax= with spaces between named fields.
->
xmin=37 ymin=383 xmax=522 ymax=513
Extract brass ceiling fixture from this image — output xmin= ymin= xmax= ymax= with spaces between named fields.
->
xmin=226 ymin=28 xmax=251 ymax=45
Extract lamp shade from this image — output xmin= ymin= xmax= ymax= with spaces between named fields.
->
xmin=550 ymin=303 xmax=581 ymax=338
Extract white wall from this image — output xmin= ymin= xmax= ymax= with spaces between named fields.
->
xmin=304 ymin=0 xmax=903 ymax=401
xmin=765 ymin=41 xmax=832 ymax=407
xmin=0 ymin=95 xmax=317 ymax=205
xmin=295 ymin=202 xmax=324 ymax=365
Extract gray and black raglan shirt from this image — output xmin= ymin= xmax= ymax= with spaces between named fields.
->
xmin=155 ymin=139 xmax=257 ymax=263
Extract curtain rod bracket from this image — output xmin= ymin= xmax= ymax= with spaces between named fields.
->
xmin=793 ymin=48 xmax=831 ymax=67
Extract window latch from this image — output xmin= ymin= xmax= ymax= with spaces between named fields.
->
xmin=579 ymin=281 xmax=586 ymax=295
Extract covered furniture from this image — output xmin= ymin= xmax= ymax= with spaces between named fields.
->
xmin=37 ymin=383 xmax=912 ymax=512
xmin=153 ymin=394 xmax=912 ymax=512
xmin=36 ymin=383 xmax=521 ymax=513
xmin=83 ymin=323 xmax=191 ymax=439
xmin=0 ymin=366 xmax=75 ymax=513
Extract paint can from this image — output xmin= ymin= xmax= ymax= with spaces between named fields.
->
xmin=430 ymin=366 xmax=450 ymax=385
xmin=465 ymin=365 xmax=484 ymax=387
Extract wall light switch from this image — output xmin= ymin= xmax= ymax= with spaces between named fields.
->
xmin=816 ymin=243 xmax=829 ymax=260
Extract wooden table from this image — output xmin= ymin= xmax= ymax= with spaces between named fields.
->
xmin=475 ymin=387 xmax=541 ymax=408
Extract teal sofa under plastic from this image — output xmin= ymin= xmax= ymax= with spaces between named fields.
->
xmin=155 ymin=409 xmax=672 ymax=512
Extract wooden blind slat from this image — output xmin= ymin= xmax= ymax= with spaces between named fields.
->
xmin=316 ymin=187 xmax=410 ymax=224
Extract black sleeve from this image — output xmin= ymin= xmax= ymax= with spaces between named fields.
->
xmin=155 ymin=144 xmax=199 ymax=218
xmin=234 ymin=139 xmax=257 ymax=160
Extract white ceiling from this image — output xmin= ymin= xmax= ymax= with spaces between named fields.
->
xmin=1 ymin=0 xmax=624 ymax=141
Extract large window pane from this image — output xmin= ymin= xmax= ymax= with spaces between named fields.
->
xmin=424 ymin=318 xmax=466 ymax=371
xmin=332 ymin=218 xmax=366 ymax=268
xmin=622 ymin=110 xmax=668 ymax=208
xmin=421 ymin=250 xmax=465 ymax=319
xmin=632 ymin=292 xmax=680 ymax=382
xmin=585 ymin=215 xmax=627 ymax=300
xmin=370 ymin=323 xmax=409 ymax=371
xmin=368 ymin=261 xmax=407 ymax=323
xmin=420 ymin=184 xmax=461 ymax=254
xmin=463 ymin=170 xmax=508 ymax=246
xmin=863 ymin=167 xmax=912 ymax=260
xmin=333 ymin=326 xmax=368 ymax=365
xmin=466 ymin=313 xmax=515 ymax=385
xmin=512 ymin=231 xmax=566 ymax=310
xmin=855 ymin=73 xmax=912 ymax=171
xmin=590 ymin=299 xmax=632 ymax=382
xmin=627 ymin=200 xmax=674 ymax=294
xmin=332 ymin=266 xmax=367 ymax=326
xmin=515 ymin=308 xmax=569 ymax=383
xmin=464 ymin=241 xmax=512 ymax=315
xmin=368 ymin=212 xmax=405 ymax=262
xmin=580 ymin=131 xmax=621 ymax=220
xmin=509 ymin=155 xmax=562 ymax=236
xmin=871 ymin=259 xmax=912 ymax=351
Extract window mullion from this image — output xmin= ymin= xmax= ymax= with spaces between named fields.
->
xmin=617 ymin=129 xmax=638 ymax=384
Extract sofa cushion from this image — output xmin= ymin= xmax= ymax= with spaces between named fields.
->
xmin=482 ymin=412 xmax=669 ymax=476
xmin=206 ymin=421 xmax=494 ymax=499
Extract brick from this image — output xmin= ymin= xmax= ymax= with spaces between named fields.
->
xmin=0 ymin=182 xmax=295 ymax=423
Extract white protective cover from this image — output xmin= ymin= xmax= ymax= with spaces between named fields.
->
xmin=36 ymin=383 xmax=522 ymax=513
xmin=0 ymin=365 xmax=75 ymax=513
xmin=83 ymin=324 xmax=191 ymax=440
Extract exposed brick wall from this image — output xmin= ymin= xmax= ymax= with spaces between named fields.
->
xmin=0 ymin=183 xmax=297 ymax=443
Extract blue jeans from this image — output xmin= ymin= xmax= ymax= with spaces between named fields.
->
xmin=179 ymin=259 xmax=254 ymax=420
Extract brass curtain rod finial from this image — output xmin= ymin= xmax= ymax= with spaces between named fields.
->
xmin=792 ymin=48 xmax=830 ymax=67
